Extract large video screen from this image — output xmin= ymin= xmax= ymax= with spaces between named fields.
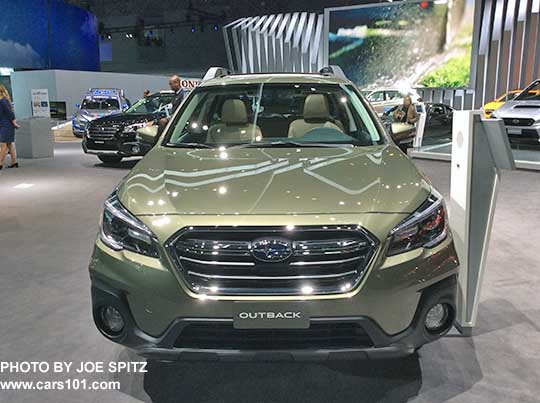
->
xmin=49 ymin=0 xmax=100 ymax=71
xmin=0 ymin=0 xmax=49 ymax=69
xmin=0 ymin=0 xmax=99 ymax=71
xmin=327 ymin=0 xmax=474 ymax=90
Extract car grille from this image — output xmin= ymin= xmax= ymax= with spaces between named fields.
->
xmin=503 ymin=118 xmax=534 ymax=126
xmin=174 ymin=322 xmax=374 ymax=350
xmin=166 ymin=225 xmax=379 ymax=296
xmin=88 ymin=123 xmax=122 ymax=140
xmin=508 ymin=129 xmax=540 ymax=140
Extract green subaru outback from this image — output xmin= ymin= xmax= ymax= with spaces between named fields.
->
xmin=89 ymin=67 xmax=459 ymax=361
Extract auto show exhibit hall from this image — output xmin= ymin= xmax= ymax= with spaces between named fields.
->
xmin=2 ymin=0 xmax=540 ymax=402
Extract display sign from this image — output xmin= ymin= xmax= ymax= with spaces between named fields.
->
xmin=180 ymin=79 xmax=201 ymax=91
xmin=31 ymin=89 xmax=51 ymax=118
xmin=450 ymin=111 xmax=515 ymax=335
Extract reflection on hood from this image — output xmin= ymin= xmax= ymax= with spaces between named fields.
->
xmin=118 ymin=145 xmax=431 ymax=216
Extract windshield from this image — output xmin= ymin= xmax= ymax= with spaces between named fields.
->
xmin=125 ymin=94 xmax=174 ymax=114
xmin=165 ymin=83 xmax=383 ymax=148
xmin=499 ymin=92 xmax=519 ymax=102
xmin=515 ymin=82 xmax=540 ymax=101
xmin=367 ymin=91 xmax=384 ymax=102
xmin=81 ymin=97 xmax=120 ymax=110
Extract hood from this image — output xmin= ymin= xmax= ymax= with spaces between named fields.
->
xmin=118 ymin=144 xmax=431 ymax=216
xmin=495 ymin=100 xmax=540 ymax=119
xmin=483 ymin=101 xmax=502 ymax=110
xmin=91 ymin=112 xmax=157 ymax=126
xmin=75 ymin=109 xmax=119 ymax=121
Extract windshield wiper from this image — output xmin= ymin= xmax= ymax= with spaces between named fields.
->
xmin=268 ymin=140 xmax=355 ymax=148
xmin=227 ymin=140 xmax=357 ymax=148
xmin=166 ymin=142 xmax=214 ymax=149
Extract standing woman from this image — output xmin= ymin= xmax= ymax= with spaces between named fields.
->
xmin=0 ymin=84 xmax=20 ymax=170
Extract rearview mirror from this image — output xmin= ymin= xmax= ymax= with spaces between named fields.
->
xmin=136 ymin=125 xmax=159 ymax=145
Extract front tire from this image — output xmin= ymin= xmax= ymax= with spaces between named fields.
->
xmin=98 ymin=155 xmax=123 ymax=164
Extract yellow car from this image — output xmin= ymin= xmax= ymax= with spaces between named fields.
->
xmin=483 ymin=90 xmax=522 ymax=118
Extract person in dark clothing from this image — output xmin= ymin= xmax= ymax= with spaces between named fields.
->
xmin=0 ymin=84 xmax=20 ymax=170
xmin=168 ymin=75 xmax=185 ymax=112
xmin=157 ymin=75 xmax=186 ymax=134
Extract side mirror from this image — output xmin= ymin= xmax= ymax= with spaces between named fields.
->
xmin=136 ymin=125 xmax=159 ymax=145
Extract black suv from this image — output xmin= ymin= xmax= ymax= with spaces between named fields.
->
xmin=82 ymin=91 xmax=174 ymax=164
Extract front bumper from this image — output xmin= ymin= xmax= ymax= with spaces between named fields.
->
xmin=89 ymin=228 xmax=459 ymax=361
xmin=82 ymin=135 xmax=145 ymax=157
xmin=504 ymin=122 xmax=540 ymax=148
xmin=91 ymin=274 xmax=457 ymax=361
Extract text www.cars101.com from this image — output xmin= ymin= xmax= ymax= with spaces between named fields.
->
xmin=0 ymin=379 xmax=121 ymax=391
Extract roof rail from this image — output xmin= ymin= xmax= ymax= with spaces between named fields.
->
xmin=319 ymin=65 xmax=348 ymax=81
xmin=202 ymin=67 xmax=231 ymax=81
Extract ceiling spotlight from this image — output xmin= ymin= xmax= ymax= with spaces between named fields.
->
xmin=191 ymin=26 xmax=196 ymax=33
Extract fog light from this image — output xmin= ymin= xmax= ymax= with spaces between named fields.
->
xmin=99 ymin=306 xmax=125 ymax=334
xmin=425 ymin=303 xmax=449 ymax=331
xmin=131 ymin=144 xmax=140 ymax=154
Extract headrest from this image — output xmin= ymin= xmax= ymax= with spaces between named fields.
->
xmin=303 ymin=94 xmax=330 ymax=121
xmin=221 ymin=99 xmax=248 ymax=124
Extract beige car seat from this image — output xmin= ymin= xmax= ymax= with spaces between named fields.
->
xmin=288 ymin=94 xmax=343 ymax=138
xmin=207 ymin=99 xmax=262 ymax=143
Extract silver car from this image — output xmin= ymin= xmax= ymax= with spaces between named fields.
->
xmin=72 ymin=88 xmax=130 ymax=138
xmin=493 ymin=80 xmax=540 ymax=149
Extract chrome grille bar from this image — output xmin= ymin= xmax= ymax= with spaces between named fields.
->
xmin=179 ymin=256 xmax=255 ymax=266
xmin=187 ymin=269 xmax=359 ymax=280
xmin=289 ymin=255 xmax=364 ymax=266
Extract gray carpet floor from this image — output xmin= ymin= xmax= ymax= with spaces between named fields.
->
xmin=0 ymin=142 xmax=539 ymax=402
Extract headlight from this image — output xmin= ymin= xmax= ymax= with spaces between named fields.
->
xmin=123 ymin=122 xmax=148 ymax=133
xmin=74 ymin=117 xmax=89 ymax=127
xmin=100 ymin=191 xmax=159 ymax=257
xmin=387 ymin=190 xmax=448 ymax=256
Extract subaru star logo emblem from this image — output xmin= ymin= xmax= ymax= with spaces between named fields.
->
xmin=512 ymin=119 xmax=520 ymax=125
xmin=251 ymin=238 xmax=293 ymax=262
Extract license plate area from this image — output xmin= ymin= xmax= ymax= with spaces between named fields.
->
xmin=233 ymin=302 xmax=310 ymax=329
